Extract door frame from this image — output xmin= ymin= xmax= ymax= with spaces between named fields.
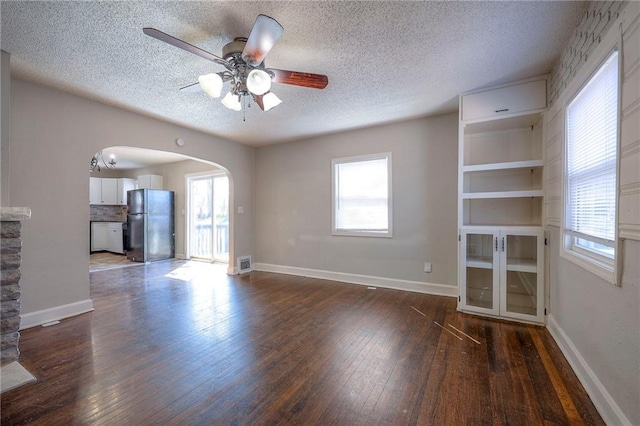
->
xmin=185 ymin=170 xmax=230 ymax=262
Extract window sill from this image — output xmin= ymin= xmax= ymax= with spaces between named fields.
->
xmin=332 ymin=230 xmax=392 ymax=238
xmin=559 ymin=247 xmax=615 ymax=285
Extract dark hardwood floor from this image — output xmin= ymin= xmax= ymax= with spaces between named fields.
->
xmin=2 ymin=260 xmax=603 ymax=425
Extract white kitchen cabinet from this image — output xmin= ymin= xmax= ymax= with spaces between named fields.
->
xmin=457 ymin=77 xmax=547 ymax=324
xmin=91 ymin=221 xmax=124 ymax=254
xmin=107 ymin=222 xmax=124 ymax=254
xmin=90 ymin=177 xmax=134 ymax=205
xmin=89 ymin=177 xmax=102 ymax=205
xmin=460 ymin=78 xmax=547 ymax=122
xmin=138 ymin=174 xmax=163 ymax=190
xmin=101 ymin=178 xmax=118 ymax=205
xmin=460 ymin=227 xmax=544 ymax=323
xmin=90 ymin=177 xmax=118 ymax=205
xmin=91 ymin=222 xmax=109 ymax=252
xmin=117 ymin=178 xmax=136 ymax=205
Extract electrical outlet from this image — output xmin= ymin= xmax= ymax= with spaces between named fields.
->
xmin=424 ymin=262 xmax=432 ymax=273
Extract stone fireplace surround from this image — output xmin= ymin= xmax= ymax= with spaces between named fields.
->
xmin=1 ymin=207 xmax=35 ymax=392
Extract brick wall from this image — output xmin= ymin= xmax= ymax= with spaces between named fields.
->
xmin=90 ymin=204 xmax=127 ymax=222
xmin=548 ymin=1 xmax=626 ymax=105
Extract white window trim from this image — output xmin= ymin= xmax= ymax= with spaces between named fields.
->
xmin=560 ymin=33 xmax=622 ymax=285
xmin=331 ymin=152 xmax=393 ymax=238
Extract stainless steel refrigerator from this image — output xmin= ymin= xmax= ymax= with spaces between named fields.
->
xmin=127 ymin=189 xmax=175 ymax=262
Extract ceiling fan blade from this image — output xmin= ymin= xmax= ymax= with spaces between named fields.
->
xmin=242 ymin=14 xmax=284 ymax=66
xmin=252 ymin=94 xmax=266 ymax=111
xmin=251 ymin=92 xmax=282 ymax=111
xmin=179 ymin=82 xmax=202 ymax=93
xmin=269 ymin=69 xmax=329 ymax=89
xmin=143 ymin=28 xmax=230 ymax=68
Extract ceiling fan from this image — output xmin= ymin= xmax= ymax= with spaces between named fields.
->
xmin=143 ymin=14 xmax=328 ymax=112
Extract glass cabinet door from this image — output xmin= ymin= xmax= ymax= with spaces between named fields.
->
xmin=500 ymin=230 xmax=543 ymax=321
xmin=461 ymin=230 xmax=499 ymax=314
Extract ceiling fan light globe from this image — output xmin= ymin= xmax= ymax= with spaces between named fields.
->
xmin=262 ymin=92 xmax=282 ymax=111
xmin=221 ymin=92 xmax=242 ymax=111
xmin=247 ymin=69 xmax=272 ymax=95
xmin=198 ymin=73 xmax=223 ymax=98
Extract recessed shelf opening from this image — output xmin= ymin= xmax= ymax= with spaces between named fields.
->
xmin=464 ymin=167 xmax=543 ymax=194
xmin=463 ymin=198 xmax=542 ymax=226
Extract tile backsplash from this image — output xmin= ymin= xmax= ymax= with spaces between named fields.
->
xmin=90 ymin=205 xmax=127 ymax=222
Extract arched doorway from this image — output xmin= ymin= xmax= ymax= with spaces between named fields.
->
xmin=88 ymin=146 xmax=234 ymax=273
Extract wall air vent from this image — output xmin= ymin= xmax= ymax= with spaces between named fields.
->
xmin=238 ymin=256 xmax=252 ymax=274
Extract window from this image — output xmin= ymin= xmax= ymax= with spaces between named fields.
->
xmin=332 ymin=153 xmax=392 ymax=237
xmin=563 ymin=50 xmax=619 ymax=279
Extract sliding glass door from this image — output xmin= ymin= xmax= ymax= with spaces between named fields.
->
xmin=188 ymin=174 xmax=229 ymax=262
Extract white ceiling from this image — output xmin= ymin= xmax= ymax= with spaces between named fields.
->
xmin=1 ymin=1 xmax=586 ymax=148
xmin=99 ymin=146 xmax=191 ymax=170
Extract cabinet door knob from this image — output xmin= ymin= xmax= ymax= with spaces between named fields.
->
xmin=495 ymin=108 xmax=509 ymax=113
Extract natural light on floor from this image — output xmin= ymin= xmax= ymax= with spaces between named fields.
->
xmin=164 ymin=260 xmax=228 ymax=282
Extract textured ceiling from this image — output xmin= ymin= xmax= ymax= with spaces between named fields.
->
xmin=1 ymin=1 xmax=586 ymax=147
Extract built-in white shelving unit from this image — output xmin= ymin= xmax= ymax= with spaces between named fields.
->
xmin=457 ymin=77 xmax=547 ymax=324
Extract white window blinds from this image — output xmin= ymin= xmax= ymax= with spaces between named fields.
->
xmin=566 ymin=50 xmax=619 ymax=253
xmin=333 ymin=154 xmax=390 ymax=234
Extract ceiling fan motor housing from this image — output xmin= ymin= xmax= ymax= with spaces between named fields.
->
xmin=223 ymin=37 xmax=269 ymax=96
xmin=222 ymin=37 xmax=248 ymax=60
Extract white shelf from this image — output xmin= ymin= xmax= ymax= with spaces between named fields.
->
xmin=506 ymin=257 xmax=537 ymax=273
xmin=462 ymin=159 xmax=544 ymax=173
xmin=458 ymin=77 xmax=546 ymax=325
xmin=466 ymin=256 xmax=493 ymax=269
xmin=467 ymin=255 xmax=537 ymax=273
xmin=463 ymin=190 xmax=543 ymax=199
xmin=463 ymin=111 xmax=544 ymax=133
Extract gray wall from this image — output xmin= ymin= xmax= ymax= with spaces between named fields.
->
xmin=1 ymin=51 xmax=9 ymax=205
xmin=544 ymin=2 xmax=640 ymax=424
xmin=9 ymin=78 xmax=255 ymax=317
xmin=548 ymin=227 xmax=639 ymax=424
xmin=255 ymin=113 xmax=458 ymax=287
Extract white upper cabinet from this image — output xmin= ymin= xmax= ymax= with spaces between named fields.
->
xmin=461 ymin=79 xmax=547 ymax=122
xmin=138 ymin=174 xmax=163 ymax=190
xmin=100 ymin=178 xmax=118 ymax=205
xmin=89 ymin=177 xmax=102 ymax=205
xmin=90 ymin=177 xmax=134 ymax=205
xmin=117 ymin=178 xmax=136 ymax=205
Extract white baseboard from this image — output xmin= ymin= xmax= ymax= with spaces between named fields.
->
xmin=253 ymin=263 xmax=457 ymax=298
xmin=20 ymin=299 xmax=94 ymax=330
xmin=547 ymin=314 xmax=631 ymax=426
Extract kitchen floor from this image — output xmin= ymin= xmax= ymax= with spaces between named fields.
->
xmin=90 ymin=252 xmax=228 ymax=273
xmin=89 ymin=252 xmax=138 ymax=272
